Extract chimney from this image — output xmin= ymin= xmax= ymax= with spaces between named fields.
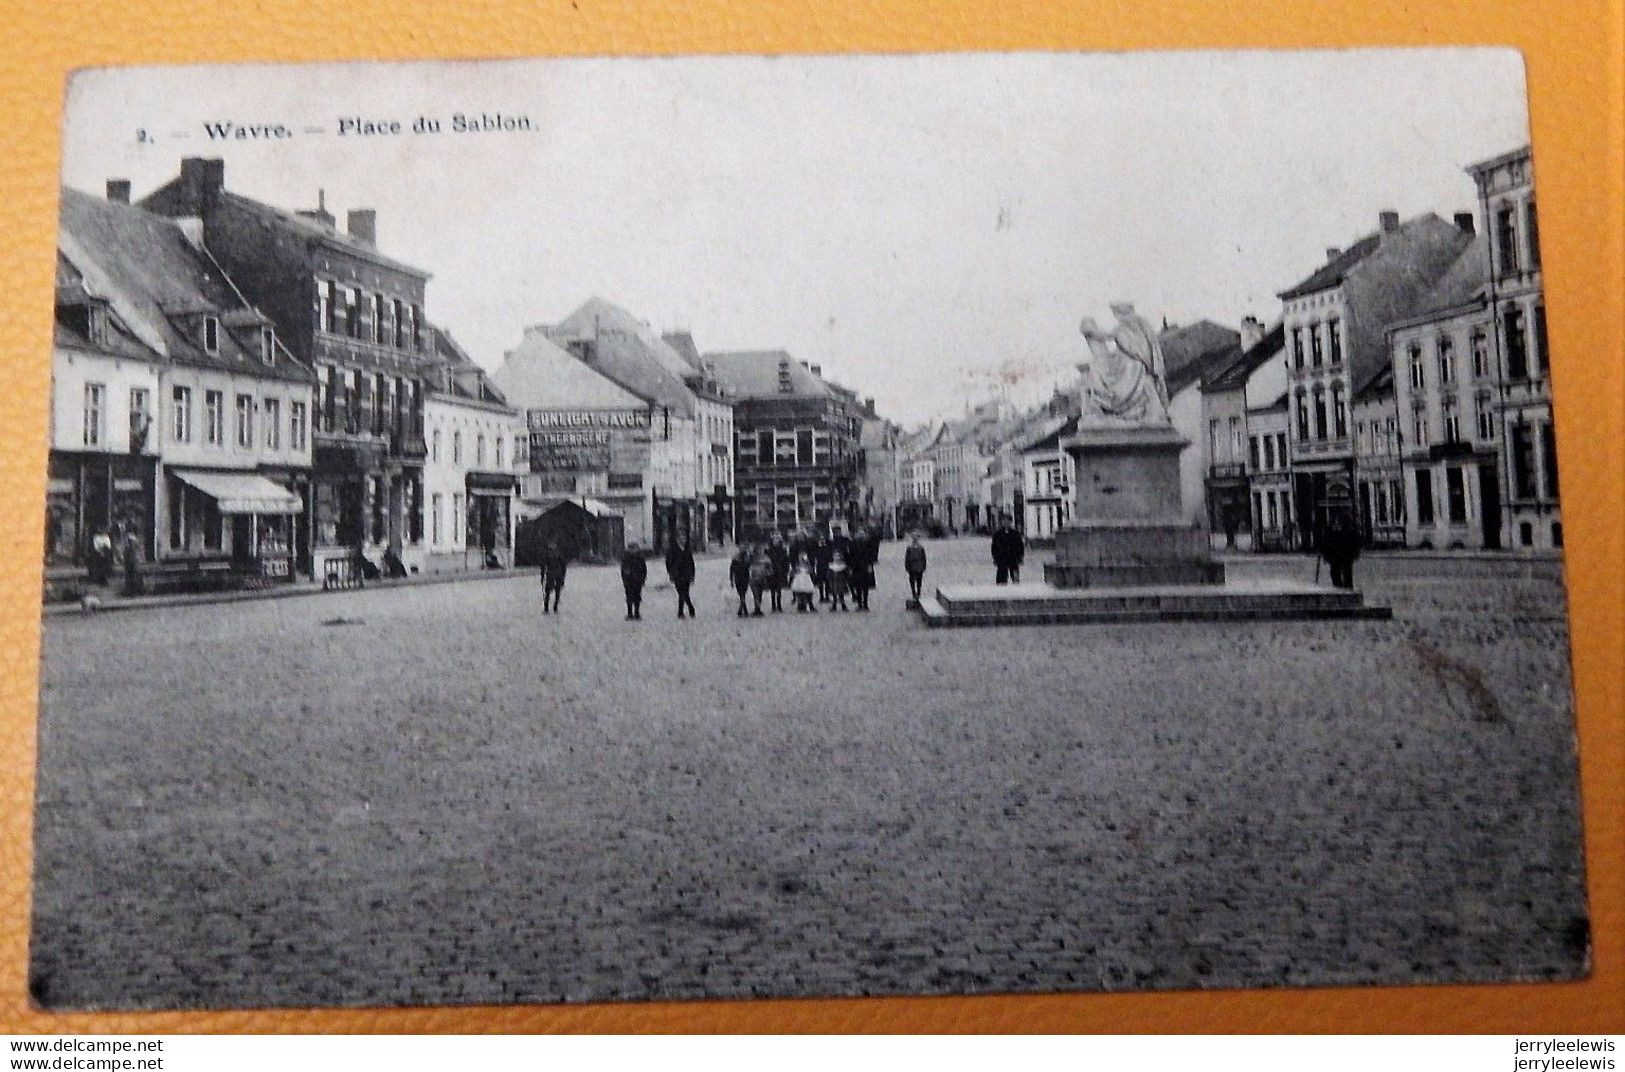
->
xmin=105 ymin=179 xmax=131 ymax=204
xmin=864 ymin=397 xmax=877 ymax=417
xmin=1454 ymin=211 xmax=1476 ymax=235
xmin=347 ymin=208 xmax=376 ymax=246
xmin=1325 ymin=246 xmax=1342 ymax=261
xmin=1379 ymin=209 xmax=1400 ymax=234
xmin=178 ymin=157 xmax=225 ymax=212
xmin=810 ymin=364 xmax=822 ymax=377
xmin=1239 ymin=315 xmax=1264 ymax=351
xmin=297 ymin=189 xmax=335 ymax=229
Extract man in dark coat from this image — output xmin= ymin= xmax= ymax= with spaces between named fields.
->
xmin=811 ymin=534 xmax=832 ymax=602
xmin=539 ymin=541 xmax=567 ymax=613
xmin=665 ymin=539 xmax=697 ymax=618
xmin=903 ymin=532 xmax=928 ymax=602
xmin=991 ymin=516 xmax=1025 ymax=584
xmin=1318 ymin=508 xmax=1362 ymax=590
xmin=847 ymin=528 xmax=878 ymax=611
xmin=619 ymin=542 xmax=648 ymax=620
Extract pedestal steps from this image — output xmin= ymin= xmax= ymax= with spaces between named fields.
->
xmin=917 ymin=582 xmax=1391 ymax=627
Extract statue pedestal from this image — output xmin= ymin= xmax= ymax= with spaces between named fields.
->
xmin=1046 ymin=424 xmax=1224 ymax=589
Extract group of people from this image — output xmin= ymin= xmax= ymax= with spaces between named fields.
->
xmin=540 ymin=527 xmax=903 ymax=620
xmin=727 ymin=528 xmax=884 ymax=616
xmin=86 ymin=524 xmax=145 ymax=594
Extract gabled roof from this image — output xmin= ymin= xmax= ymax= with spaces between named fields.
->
xmin=1278 ymin=233 xmax=1386 ymax=301
xmin=1248 ymin=390 xmax=1291 ymax=415
xmin=1160 ymin=320 xmax=1241 ymax=396
xmin=704 ymin=349 xmax=833 ymax=400
xmin=493 ymin=326 xmax=650 ymax=412
xmin=541 ymin=298 xmax=699 ymax=418
xmin=430 ymin=326 xmax=511 ymax=409
xmin=1387 ymin=234 xmax=1490 ymax=331
xmin=1202 ymin=322 xmax=1286 ymax=393
xmin=661 ymin=331 xmax=705 ymax=371
xmin=56 ymin=186 xmax=312 ymax=382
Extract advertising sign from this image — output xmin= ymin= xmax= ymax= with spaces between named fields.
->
xmin=528 ymin=409 xmax=651 ymax=472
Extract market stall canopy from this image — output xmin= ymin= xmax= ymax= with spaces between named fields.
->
xmin=172 ymin=469 xmax=302 ymax=515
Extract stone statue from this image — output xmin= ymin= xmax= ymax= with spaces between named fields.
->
xmin=1075 ymin=303 xmax=1171 ymax=426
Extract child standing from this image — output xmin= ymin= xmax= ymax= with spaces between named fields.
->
xmin=789 ymin=554 xmax=818 ymax=612
xmin=828 ymin=550 xmax=850 ymax=611
xmin=730 ymin=544 xmax=753 ymax=617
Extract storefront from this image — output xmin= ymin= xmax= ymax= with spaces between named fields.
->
xmin=167 ymin=467 xmax=303 ymax=581
xmin=45 ymin=451 xmax=157 ymax=571
xmin=465 ymin=470 xmax=517 ymax=565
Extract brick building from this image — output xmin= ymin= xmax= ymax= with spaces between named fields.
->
xmin=705 ymin=350 xmax=860 ymax=539
xmin=142 ymin=157 xmax=436 ymax=581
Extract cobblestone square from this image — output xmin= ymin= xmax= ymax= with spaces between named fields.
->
xmin=29 ymin=539 xmax=1588 ymax=1010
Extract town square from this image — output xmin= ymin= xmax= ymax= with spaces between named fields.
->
xmin=29 ymin=52 xmax=1587 ymax=1009
xmin=32 ymin=540 xmax=1584 ymax=1008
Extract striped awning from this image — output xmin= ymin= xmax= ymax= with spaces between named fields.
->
xmin=172 ymin=469 xmax=302 ymax=515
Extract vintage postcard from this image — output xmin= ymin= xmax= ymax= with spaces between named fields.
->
xmin=30 ymin=49 xmax=1586 ymax=1011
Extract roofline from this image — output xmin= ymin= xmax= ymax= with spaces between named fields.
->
xmin=1464 ymin=144 xmax=1532 ymax=178
xmin=425 ymin=389 xmax=519 ymax=415
xmin=1384 ymin=295 xmax=1490 ymax=335
xmin=222 ymin=192 xmax=433 ymax=280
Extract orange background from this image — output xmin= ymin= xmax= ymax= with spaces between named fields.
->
xmin=0 ymin=0 xmax=1620 ymax=1034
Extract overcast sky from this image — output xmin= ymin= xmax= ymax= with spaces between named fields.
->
xmin=61 ymin=50 xmax=1529 ymax=425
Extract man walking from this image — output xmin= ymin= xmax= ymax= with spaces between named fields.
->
xmin=620 ymin=541 xmax=647 ymax=619
xmin=666 ymin=538 xmax=697 ymax=619
xmin=539 ymin=540 xmax=567 ymax=613
xmin=903 ymin=532 xmax=928 ymax=603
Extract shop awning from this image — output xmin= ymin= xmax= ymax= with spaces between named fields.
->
xmin=173 ymin=469 xmax=302 ymax=515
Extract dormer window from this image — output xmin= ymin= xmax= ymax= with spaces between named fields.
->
xmin=203 ymin=315 xmax=220 ymax=354
xmin=261 ymin=327 xmax=276 ymax=365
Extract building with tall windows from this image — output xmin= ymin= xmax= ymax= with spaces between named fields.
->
xmin=1467 ymin=145 xmax=1557 ymax=550
xmin=49 ymin=184 xmax=315 ymax=585
xmin=422 ymin=327 xmax=524 ymax=572
xmin=1277 ymin=209 xmax=1475 ymax=547
xmin=1198 ymin=318 xmax=1285 ymax=549
xmin=141 ymin=157 xmax=435 ymax=581
xmin=705 ymin=350 xmax=860 ymax=539
xmin=1384 ymin=231 xmax=1502 ymax=549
